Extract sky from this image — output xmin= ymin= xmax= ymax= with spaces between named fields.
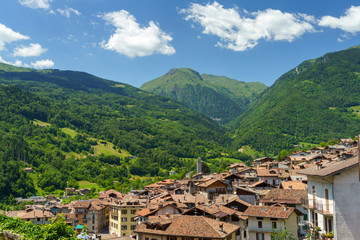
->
xmin=1 ymin=1 xmax=360 ymax=87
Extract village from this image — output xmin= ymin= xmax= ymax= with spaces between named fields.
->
xmin=2 ymin=138 xmax=360 ymax=240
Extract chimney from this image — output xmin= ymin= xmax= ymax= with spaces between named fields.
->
xmin=284 ymin=206 xmax=288 ymax=211
xmin=222 ymin=196 xmax=224 ymax=203
xmin=219 ymin=223 xmax=224 ymax=232
xmin=165 ymin=212 xmax=170 ymax=219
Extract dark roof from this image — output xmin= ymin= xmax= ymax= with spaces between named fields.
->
xmin=297 ymin=157 xmax=358 ymax=177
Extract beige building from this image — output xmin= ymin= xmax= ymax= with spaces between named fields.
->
xmin=243 ymin=206 xmax=301 ymax=240
xmin=109 ymin=198 xmax=146 ymax=237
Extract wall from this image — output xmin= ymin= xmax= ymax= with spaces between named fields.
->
xmin=333 ymin=166 xmax=360 ymax=240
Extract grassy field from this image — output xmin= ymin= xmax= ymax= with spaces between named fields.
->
xmin=61 ymin=128 xmax=78 ymax=138
xmin=78 ymin=181 xmax=105 ymax=191
xmin=28 ymin=173 xmax=45 ymax=196
xmin=93 ymin=140 xmax=131 ymax=157
xmin=298 ymin=142 xmax=318 ymax=149
xmin=238 ymin=145 xmax=261 ymax=157
xmin=32 ymin=119 xmax=51 ymax=127
xmin=349 ymin=105 xmax=360 ymax=116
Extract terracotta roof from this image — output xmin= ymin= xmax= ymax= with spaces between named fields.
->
xmin=171 ymin=193 xmax=207 ymax=205
xmin=260 ymin=189 xmax=308 ymax=205
xmin=243 ymin=206 xmax=296 ymax=219
xmin=135 ymin=215 xmax=240 ymax=238
xmin=229 ymin=163 xmax=246 ymax=168
xmin=297 ymin=157 xmax=358 ymax=177
xmin=98 ymin=189 xmax=123 ymax=199
xmin=281 ymin=181 xmax=307 ymax=190
xmin=256 ymin=169 xmax=278 ymax=177
xmin=135 ymin=208 xmax=152 ymax=217
xmin=214 ymin=195 xmax=252 ymax=207
xmin=195 ymin=179 xmax=227 ymax=188
xmin=7 ymin=209 xmax=55 ymax=219
xmin=73 ymin=200 xmax=91 ymax=209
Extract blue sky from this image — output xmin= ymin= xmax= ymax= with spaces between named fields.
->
xmin=1 ymin=0 xmax=360 ymax=87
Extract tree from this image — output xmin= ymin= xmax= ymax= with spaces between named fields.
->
xmin=271 ymin=228 xmax=296 ymax=240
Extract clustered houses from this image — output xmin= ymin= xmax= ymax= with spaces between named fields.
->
xmin=2 ymin=138 xmax=359 ymax=239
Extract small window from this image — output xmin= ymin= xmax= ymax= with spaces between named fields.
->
xmin=258 ymin=221 xmax=262 ymax=228
xmin=121 ymin=225 xmax=127 ymax=230
xmin=122 ymin=210 xmax=127 ymax=214
xmin=131 ymin=225 xmax=136 ymax=230
xmin=121 ymin=217 xmax=127 ymax=222
xmin=131 ymin=209 xmax=137 ymax=214
xmin=272 ymin=222 xmax=277 ymax=229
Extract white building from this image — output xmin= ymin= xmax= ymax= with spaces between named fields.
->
xmin=298 ymin=157 xmax=360 ymax=239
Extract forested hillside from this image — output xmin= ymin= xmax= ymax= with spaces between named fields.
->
xmin=141 ymin=68 xmax=266 ymax=124
xmin=0 ymin=63 xmax=252 ymax=204
xmin=232 ymin=46 xmax=360 ymax=155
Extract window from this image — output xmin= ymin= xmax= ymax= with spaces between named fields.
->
xmin=258 ymin=221 xmax=262 ymax=228
xmin=145 ymin=238 xmax=149 ymax=240
xmin=256 ymin=233 xmax=264 ymax=240
xmin=272 ymin=222 xmax=277 ymax=229
xmin=121 ymin=217 xmax=127 ymax=222
xmin=131 ymin=225 xmax=136 ymax=230
xmin=122 ymin=210 xmax=127 ymax=214
xmin=131 ymin=217 xmax=136 ymax=222
xmin=121 ymin=225 xmax=127 ymax=230
xmin=92 ymin=226 xmax=94 ymax=230
xmin=131 ymin=209 xmax=136 ymax=214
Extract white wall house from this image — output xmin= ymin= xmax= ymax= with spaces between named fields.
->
xmin=299 ymin=158 xmax=360 ymax=240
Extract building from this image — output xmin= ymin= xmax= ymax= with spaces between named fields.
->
xmin=243 ymin=206 xmax=301 ymax=240
xmin=109 ymin=198 xmax=146 ymax=237
xmin=298 ymin=157 xmax=360 ymax=239
xmin=5 ymin=208 xmax=55 ymax=225
xmin=134 ymin=215 xmax=240 ymax=240
xmin=195 ymin=178 xmax=227 ymax=199
xmin=73 ymin=200 xmax=106 ymax=234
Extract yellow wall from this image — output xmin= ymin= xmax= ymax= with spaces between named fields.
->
xmin=110 ymin=205 xmax=144 ymax=237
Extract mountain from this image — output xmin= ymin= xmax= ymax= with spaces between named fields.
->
xmin=140 ymin=68 xmax=266 ymax=124
xmin=0 ymin=63 xmax=252 ymax=203
xmin=231 ymin=46 xmax=360 ymax=155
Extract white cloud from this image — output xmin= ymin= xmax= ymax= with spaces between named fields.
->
xmin=0 ymin=56 xmax=24 ymax=67
xmin=319 ymin=6 xmax=360 ymax=34
xmin=13 ymin=43 xmax=47 ymax=57
xmin=100 ymin=10 xmax=175 ymax=58
xmin=57 ymin=7 xmax=81 ymax=18
xmin=0 ymin=23 xmax=29 ymax=51
xmin=18 ymin=0 xmax=53 ymax=10
xmin=31 ymin=59 xmax=54 ymax=68
xmin=181 ymin=2 xmax=315 ymax=51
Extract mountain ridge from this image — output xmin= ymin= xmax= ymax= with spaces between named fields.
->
xmin=140 ymin=68 xmax=267 ymax=123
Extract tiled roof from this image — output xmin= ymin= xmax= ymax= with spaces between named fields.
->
xmin=214 ymin=195 xmax=252 ymax=207
xmin=171 ymin=193 xmax=207 ymax=205
xmin=243 ymin=206 xmax=296 ymax=219
xmin=260 ymin=189 xmax=308 ymax=205
xmin=135 ymin=215 xmax=240 ymax=238
xmin=195 ymin=179 xmax=226 ymax=188
xmin=7 ymin=209 xmax=55 ymax=219
xmin=281 ymin=181 xmax=307 ymax=190
xmin=73 ymin=200 xmax=91 ymax=209
xmin=297 ymin=157 xmax=358 ymax=177
xmin=256 ymin=169 xmax=278 ymax=177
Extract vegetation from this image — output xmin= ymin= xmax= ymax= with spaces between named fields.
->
xmin=232 ymin=47 xmax=360 ymax=155
xmin=0 ymin=215 xmax=77 ymax=239
xmin=140 ymin=68 xmax=266 ymax=124
xmin=0 ymin=63 xmax=249 ymax=204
